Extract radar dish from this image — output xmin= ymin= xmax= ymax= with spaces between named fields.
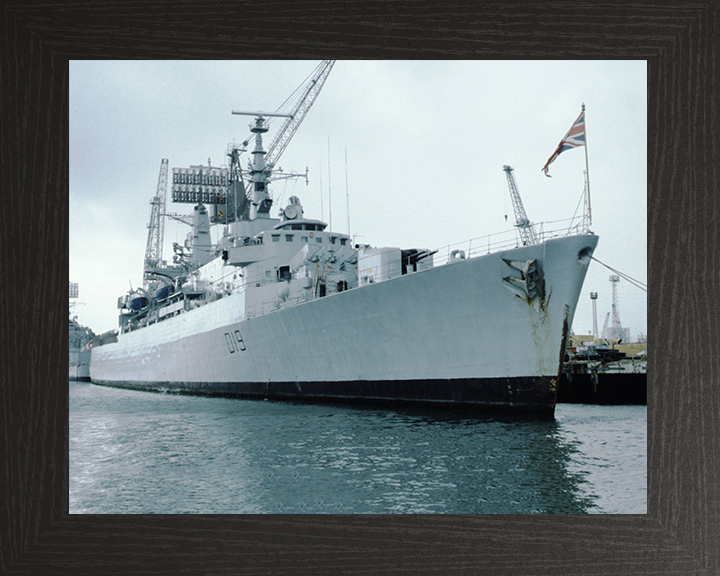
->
xmin=284 ymin=205 xmax=299 ymax=220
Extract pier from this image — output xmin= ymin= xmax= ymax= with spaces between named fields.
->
xmin=558 ymin=340 xmax=647 ymax=405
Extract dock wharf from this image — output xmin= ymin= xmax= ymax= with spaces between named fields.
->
xmin=558 ymin=357 xmax=647 ymax=405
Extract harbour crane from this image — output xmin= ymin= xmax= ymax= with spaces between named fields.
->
xmin=144 ymin=158 xmax=169 ymax=289
xmin=169 ymin=61 xmax=335 ymax=226
xmin=265 ymin=60 xmax=335 ymax=171
xmin=162 ymin=212 xmax=194 ymax=226
xmin=602 ymin=311 xmax=610 ymax=340
xmin=232 ymin=60 xmax=335 ymax=219
xmin=502 ymin=165 xmax=538 ymax=246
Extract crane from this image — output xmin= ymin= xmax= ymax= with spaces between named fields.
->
xmin=265 ymin=60 xmax=335 ymax=170
xmin=162 ymin=212 xmax=193 ymax=226
xmin=168 ymin=62 xmax=335 ymax=224
xmin=602 ymin=311 xmax=610 ymax=340
xmin=144 ymin=158 xmax=169 ymax=289
xmin=232 ymin=60 xmax=335 ymax=220
xmin=502 ymin=165 xmax=537 ymax=246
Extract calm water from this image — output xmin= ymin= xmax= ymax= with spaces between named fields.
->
xmin=70 ymin=382 xmax=646 ymax=514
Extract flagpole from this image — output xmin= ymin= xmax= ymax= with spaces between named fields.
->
xmin=582 ymin=102 xmax=592 ymax=227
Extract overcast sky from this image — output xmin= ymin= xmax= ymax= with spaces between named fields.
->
xmin=70 ymin=60 xmax=647 ymax=339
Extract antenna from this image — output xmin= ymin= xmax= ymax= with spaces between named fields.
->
xmin=345 ymin=147 xmax=350 ymax=236
xmin=318 ymin=160 xmax=324 ymax=221
xmin=327 ymin=136 xmax=332 ymax=231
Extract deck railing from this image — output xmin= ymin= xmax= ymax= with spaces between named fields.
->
xmin=122 ymin=217 xmax=593 ymax=329
xmin=432 ymin=216 xmax=591 ymax=266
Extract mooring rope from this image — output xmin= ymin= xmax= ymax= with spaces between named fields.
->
xmin=591 ymin=257 xmax=647 ymax=292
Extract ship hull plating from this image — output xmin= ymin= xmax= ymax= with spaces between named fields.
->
xmin=90 ymin=377 xmax=557 ymax=414
xmin=91 ymin=234 xmax=598 ymax=414
xmin=69 ymin=348 xmax=91 ymax=381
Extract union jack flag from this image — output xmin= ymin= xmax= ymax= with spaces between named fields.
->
xmin=542 ymin=110 xmax=585 ymax=177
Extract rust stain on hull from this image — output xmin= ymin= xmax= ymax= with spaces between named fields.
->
xmin=557 ymin=306 xmax=571 ymax=380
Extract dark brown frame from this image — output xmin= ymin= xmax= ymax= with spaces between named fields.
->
xmin=2 ymin=2 xmax=717 ymax=574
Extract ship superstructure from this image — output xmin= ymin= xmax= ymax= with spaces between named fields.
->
xmin=69 ymin=282 xmax=94 ymax=381
xmin=90 ymin=62 xmax=598 ymax=415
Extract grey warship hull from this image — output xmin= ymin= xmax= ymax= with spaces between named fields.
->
xmin=89 ymin=61 xmax=599 ymax=415
xmin=91 ymin=234 xmax=597 ymax=414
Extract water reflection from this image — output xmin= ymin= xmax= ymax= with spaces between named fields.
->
xmin=233 ymin=404 xmax=598 ymax=514
xmin=71 ymin=384 xmax=604 ymax=514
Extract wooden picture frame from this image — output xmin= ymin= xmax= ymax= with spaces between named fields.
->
xmin=1 ymin=2 xmax=716 ymax=574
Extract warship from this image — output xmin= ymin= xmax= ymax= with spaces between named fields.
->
xmin=69 ymin=314 xmax=94 ymax=381
xmin=89 ymin=61 xmax=598 ymax=414
xmin=69 ymin=282 xmax=94 ymax=381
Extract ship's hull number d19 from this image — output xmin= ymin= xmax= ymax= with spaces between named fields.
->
xmin=224 ymin=330 xmax=246 ymax=353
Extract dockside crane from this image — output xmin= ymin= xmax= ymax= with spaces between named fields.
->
xmin=602 ymin=311 xmax=610 ymax=339
xmin=143 ymin=158 xmax=169 ymax=290
xmin=162 ymin=212 xmax=194 ymax=226
xmin=502 ymin=165 xmax=538 ymax=246
xmin=231 ymin=60 xmax=335 ymax=219
xmin=265 ymin=60 xmax=335 ymax=171
xmin=169 ymin=61 xmax=335 ymax=227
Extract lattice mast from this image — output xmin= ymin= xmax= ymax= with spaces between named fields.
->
xmin=503 ymin=165 xmax=537 ymax=246
xmin=144 ymin=158 xmax=169 ymax=288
